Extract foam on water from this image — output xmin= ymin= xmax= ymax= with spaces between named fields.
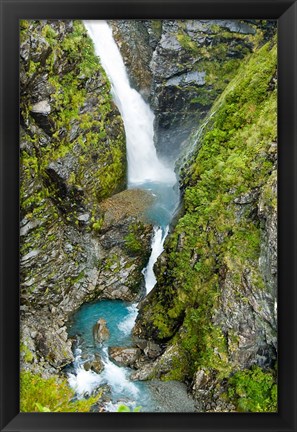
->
xmin=68 ymin=366 xmax=102 ymax=397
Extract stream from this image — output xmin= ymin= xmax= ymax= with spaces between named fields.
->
xmin=66 ymin=21 xmax=188 ymax=412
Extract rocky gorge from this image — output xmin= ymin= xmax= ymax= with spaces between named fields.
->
xmin=20 ymin=19 xmax=277 ymax=413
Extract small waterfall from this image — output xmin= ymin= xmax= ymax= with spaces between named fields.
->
xmin=84 ymin=20 xmax=176 ymax=186
xmin=143 ymin=226 xmax=169 ymax=294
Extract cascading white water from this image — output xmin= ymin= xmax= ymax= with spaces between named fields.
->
xmin=68 ymin=347 xmax=139 ymax=399
xmin=143 ymin=226 xmax=169 ymax=294
xmin=84 ymin=20 xmax=176 ymax=186
xmin=118 ymin=304 xmax=138 ymax=334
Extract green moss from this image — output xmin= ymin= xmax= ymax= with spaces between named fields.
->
xmin=20 ymin=19 xmax=126 ymax=236
xmin=20 ymin=370 xmax=101 ymax=412
xmin=176 ymin=23 xmax=265 ymax=109
xmin=20 ymin=343 xmax=34 ymax=363
xmin=92 ymin=218 xmax=104 ymax=232
xmin=227 ymin=366 xmax=277 ymax=412
xmin=124 ymin=223 xmax=145 ymax=255
xmin=177 ymin=33 xmax=199 ymax=53
xmin=150 ymin=20 xmax=163 ymax=38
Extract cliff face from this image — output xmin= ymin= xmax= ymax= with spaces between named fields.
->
xmin=20 ymin=20 xmax=153 ymax=376
xmin=111 ymin=19 xmax=274 ymax=162
xmin=133 ymin=36 xmax=277 ymax=411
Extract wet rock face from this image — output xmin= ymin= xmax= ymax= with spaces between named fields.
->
xmin=110 ymin=20 xmax=155 ymax=101
xmin=110 ymin=19 xmax=270 ymax=162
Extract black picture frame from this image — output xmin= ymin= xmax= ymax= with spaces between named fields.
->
xmin=1 ymin=0 xmax=296 ymax=431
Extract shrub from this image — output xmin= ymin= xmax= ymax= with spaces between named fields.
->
xmin=227 ymin=366 xmax=277 ymax=412
xmin=20 ymin=371 xmax=101 ymax=412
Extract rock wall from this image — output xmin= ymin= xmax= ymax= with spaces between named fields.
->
xmin=111 ymin=19 xmax=275 ymax=162
xmin=20 ymin=20 xmax=153 ymax=376
xmin=133 ymin=35 xmax=278 ymax=411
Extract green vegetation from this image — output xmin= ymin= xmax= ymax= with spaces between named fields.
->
xmin=20 ymin=371 xmax=101 ymax=412
xmin=19 ymin=20 xmax=126 ymax=311
xmin=227 ymin=366 xmax=277 ymax=412
xmin=124 ymin=223 xmax=144 ymax=255
xmin=139 ymin=37 xmax=277 ymax=397
xmin=150 ymin=20 xmax=162 ymax=38
xmin=117 ymin=404 xmax=142 ymax=412
xmin=20 ymin=343 xmax=34 ymax=363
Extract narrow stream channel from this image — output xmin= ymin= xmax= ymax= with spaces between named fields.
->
xmin=66 ymin=20 xmax=182 ymax=412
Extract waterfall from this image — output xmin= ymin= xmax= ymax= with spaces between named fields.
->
xmin=84 ymin=20 xmax=176 ymax=187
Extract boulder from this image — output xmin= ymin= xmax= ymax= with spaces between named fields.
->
xmin=83 ymin=353 xmax=104 ymax=374
xmin=30 ymin=100 xmax=51 ymax=115
xmin=135 ymin=339 xmax=162 ymax=359
xmin=108 ymin=347 xmax=141 ymax=367
xmin=93 ymin=318 xmax=110 ymax=344
xmin=130 ymin=362 xmax=155 ymax=381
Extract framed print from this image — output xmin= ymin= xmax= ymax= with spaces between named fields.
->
xmin=0 ymin=0 xmax=296 ymax=431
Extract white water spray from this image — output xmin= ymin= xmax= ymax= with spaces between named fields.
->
xmin=84 ymin=20 xmax=176 ymax=186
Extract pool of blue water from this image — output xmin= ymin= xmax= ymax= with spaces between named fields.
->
xmin=68 ymin=300 xmax=136 ymax=353
xmin=67 ymin=299 xmax=158 ymax=411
